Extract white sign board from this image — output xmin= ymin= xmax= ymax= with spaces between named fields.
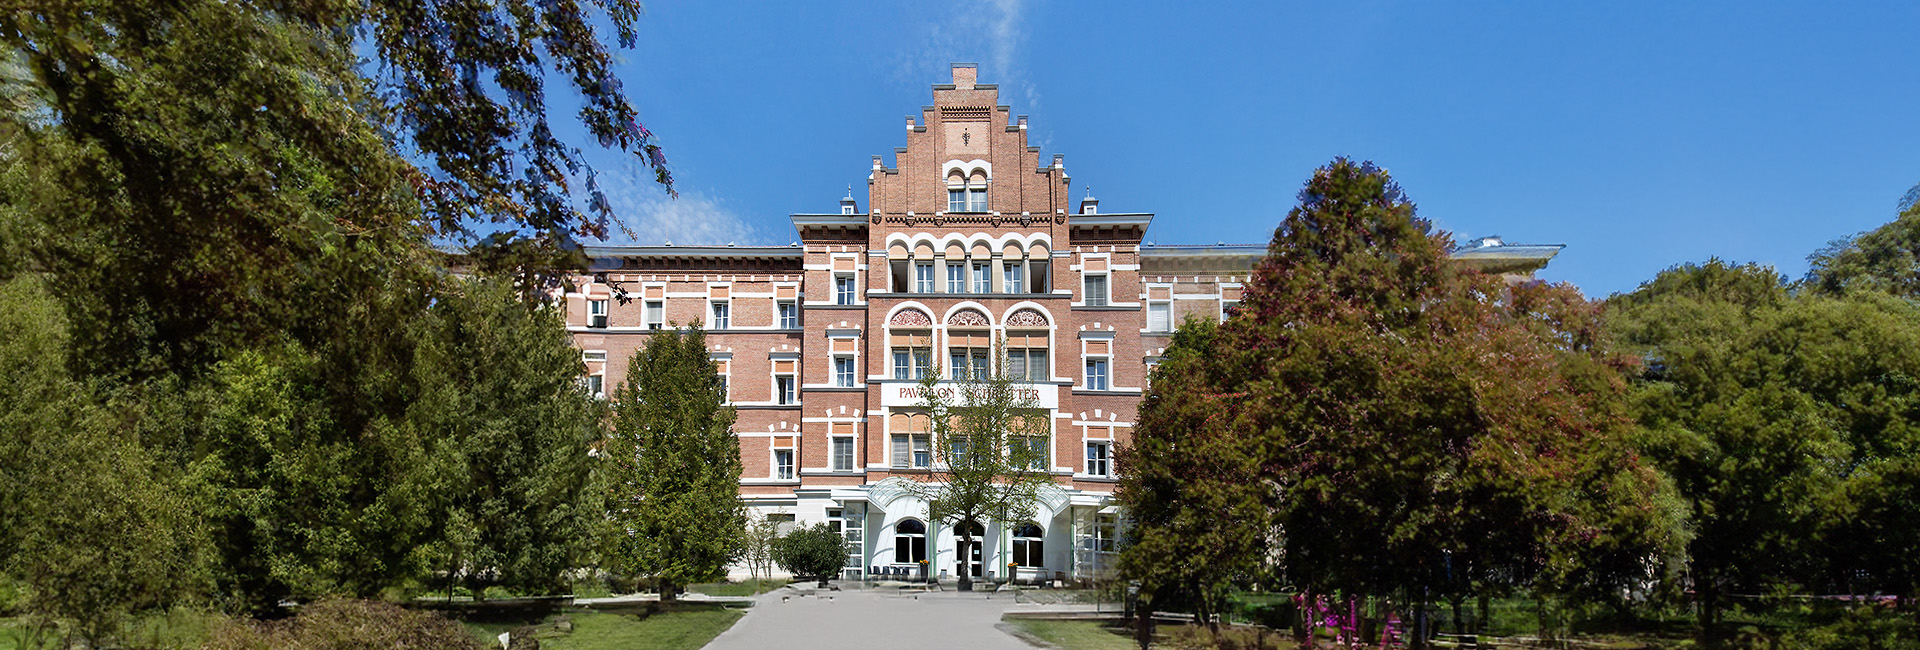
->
xmin=880 ymin=381 xmax=1058 ymax=409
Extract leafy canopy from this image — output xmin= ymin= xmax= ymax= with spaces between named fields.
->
xmin=603 ymin=324 xmax=747 ymax=600
xmin=1121 ymin=159 xmax=1683 ymax=625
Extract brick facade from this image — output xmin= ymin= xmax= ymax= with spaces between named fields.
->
xmin=564 ymin=65 xmax=1562 ymax=583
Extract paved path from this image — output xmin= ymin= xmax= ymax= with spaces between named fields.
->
xmin=703 ymin=586 xmax=1080 ymax=650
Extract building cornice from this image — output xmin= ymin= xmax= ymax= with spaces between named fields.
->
xmin=581 ymin=244 xmax=804 ymax=261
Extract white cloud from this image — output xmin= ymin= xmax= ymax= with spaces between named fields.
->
xmin=593 ymin=173 xmax=764 ymax=246
xmin=890 ymin=0 xmax=1038 ymax=108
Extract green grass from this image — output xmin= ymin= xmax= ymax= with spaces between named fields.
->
xmin=461 ymin=606 xmax=744 ymax=650
xmin=688 ymin=579 xmax=788 ymax=597
xmin=0 ymin=609 xmax=218 ymax=650
xmin=1002 ymin=618 xmax=1138 ymax=650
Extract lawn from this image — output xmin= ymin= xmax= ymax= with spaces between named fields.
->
xmin=1002 ymin=618 xmax=1138 ymax=650
xmin=464 ymin=605 xmax=744 ymax=650
xmin=687 ymin=579 xmax=788 ymax=598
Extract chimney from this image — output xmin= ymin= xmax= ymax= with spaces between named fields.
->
xmin=952 ymin=63 xmax=977 ymax=89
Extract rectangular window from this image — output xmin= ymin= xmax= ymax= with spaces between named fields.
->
xmin=890 ymin=260 xmax=910 ymax=293
xmin=969 ymin=187 xmax=988 ymax=212
xmin=710 ymin=301 xmax=729 ymax=329
xmin=645 ymin=300 xmax=664 ymax=330
xmin=1011 ymin=436 xmax=1048 ymax=471
xmin=891 ymin=434 xmax=931 ymax=469
xmin=1029 ymin=259 xmax=1049 ymax=293
xmin=779 ymin=301 xmax=798 ymax=329
xmin=834 ymin=356 xmax=856 ymax=387
xmin=832 ymin=437 xmax=854 ymax=471
xmin=835 ymin=275 xmax=855 ymax=305
xmin=1148 ymin=301 xmax=1171 ymax=331
xmin=973 ymin=262 xmax=991 ymax=294
xmin=776 ymin=376 xmax=796 ymax=405
xmin=774 ymin=448 xmax=794 ymax=480
xmin=1084 ymin=274 xmax=1108 ymax=307
xmin=949 ymin=188 xmax=966 ymax=212
xmin=1222 ymin=299 xmax=1242 ymax=321
xmin=948 ymin=263 xmax=967 ymax=293
xmin=1085 ymin=358 xmax=1109 ymax=391
xmin=588 ymin=299 xmax=608 ymax=328
xmin=1004 ymin=263 xmax=1024 ymax=295
xmin=582 ymin=350 xmax=608 ymax=362
xmin=1007 ymin=347 xmax=1047 ymax=382
xmin=914 ymin=262 xmax=935 ymax=293
xmin=949 ymin=348 xmax=989 ymax=381
xmin=892 ymin=347 xmax=931 ymax=380
xmin=585 ymin=374 xmax=604 ymax=397
xmin=1086 ymin=441 xmax=1112 ymax=477
xmin=913 ymin=348 xmax=931 ymax=379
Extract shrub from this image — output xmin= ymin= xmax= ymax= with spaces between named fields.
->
xmin=202 ymin=599 xmax=483 ymax=650
xmin=770 ymin=524 xmax=848 ymax=586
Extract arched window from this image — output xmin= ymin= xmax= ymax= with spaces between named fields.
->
xmin=894 ymin=519 xmax=927 ymax=564
xmin=968 ymin=171 xmax=988 ymax=212
xmin=1011 ymin=523 xmax=1044 ymax=568
xmin=948 ymin=309 xmax=991 ymax=380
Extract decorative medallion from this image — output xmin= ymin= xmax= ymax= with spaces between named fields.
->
xmin=947 ymin=309 xmax=990 ymax=327
xmin=1006 ymin=308 xmax=1049 ymax=327
xmin=890 ymin=309 xmax=932 ymax=327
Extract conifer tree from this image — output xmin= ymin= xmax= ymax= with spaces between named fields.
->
xmin=604 ymin=324 xmax=747 ymax=602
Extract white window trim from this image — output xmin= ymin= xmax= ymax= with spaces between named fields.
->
xmin=834 ymin=273 xmax=858 ymax=305
xmin=778 ymin=300 xmax=799 ymax=329
xmin=829 ymin=435 xmax=856 ymax=472
xmin=709 ymin=299 xmax=731 ymax=330
xmin=588 ymin=297 xmax=609 ymax=328
xmin=772 ymin=446 xmax=795 ymax=481
xmin=832 ymin=353 xmax=858 ymax=388
xmin=1083 ymin=272 xmax=1109 ymax=307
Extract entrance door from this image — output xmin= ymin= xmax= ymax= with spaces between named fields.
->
xmin=955 ymin=520 xmax=985 ymax=578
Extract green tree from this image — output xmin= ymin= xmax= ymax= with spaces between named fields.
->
xmin=604 ymin=324 xmax=747 ymax=603
xmin=771 ymin=524 xmax=850 ymax=588
xmin=1121 ymin=159 xmax=1683 ymax=643
xmin=406 ymin=276 xmax=602 ymax=598
xmin=1608 ymin=260 xmax=1920 ymax=637
xmin=742 ymin=515 xmax=783 ymax=583
xmin=0 ymin=277 xmax=205 ymax=646
xmin=1 ymin=0 xmax=672 ymax=618
xmin=1116 ymin=315 xmax=1273 ymax=633
xmin=1806 ymin=194 xmax=1920 ymax=297
xmin=904 ymin=343 xmax=1056 ymax=592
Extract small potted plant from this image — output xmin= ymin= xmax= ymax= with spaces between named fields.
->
xmin=918 ymin=559 xmax=929 ymax=582
xmin=1008 ymin=562 xmax=1019 ymax=585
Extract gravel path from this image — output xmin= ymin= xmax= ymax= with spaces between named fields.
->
xmin=702 ymin=586 xmax=1049 ymax=650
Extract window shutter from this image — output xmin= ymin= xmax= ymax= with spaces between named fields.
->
xmin=892 ymin=435 xmax=909 ymax=467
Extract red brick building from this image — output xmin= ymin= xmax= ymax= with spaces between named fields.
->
xmin=564 ymin=65 xmax=1562 ymax=583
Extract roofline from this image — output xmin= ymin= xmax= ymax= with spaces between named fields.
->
xmin=1140 ymin=244 xmax=1267 ymax=259
xmin=1068 ymin=213 xmax=1154 ymax=229
xmin=1448 ymin=244 xmax=1565 ymax=261
xmin=581 ymin=244 xmax=804 ymax=260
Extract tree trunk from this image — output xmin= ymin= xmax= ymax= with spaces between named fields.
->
xmin=958 ymin=530 xmax=974 ymax=592
xmin=661 ymin=579 xmax=678 ymax=603
xmin=1697 ymin=583 xmax=1719 ymax=645
xmin=1449 ymin=594 xmax=1465 ymax=634
xmin=1476 ymin=594 xmax=1491 ymax=635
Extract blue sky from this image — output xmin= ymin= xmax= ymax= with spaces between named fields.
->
xmin=573 ymin=1 xmax=1920 ymax=298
